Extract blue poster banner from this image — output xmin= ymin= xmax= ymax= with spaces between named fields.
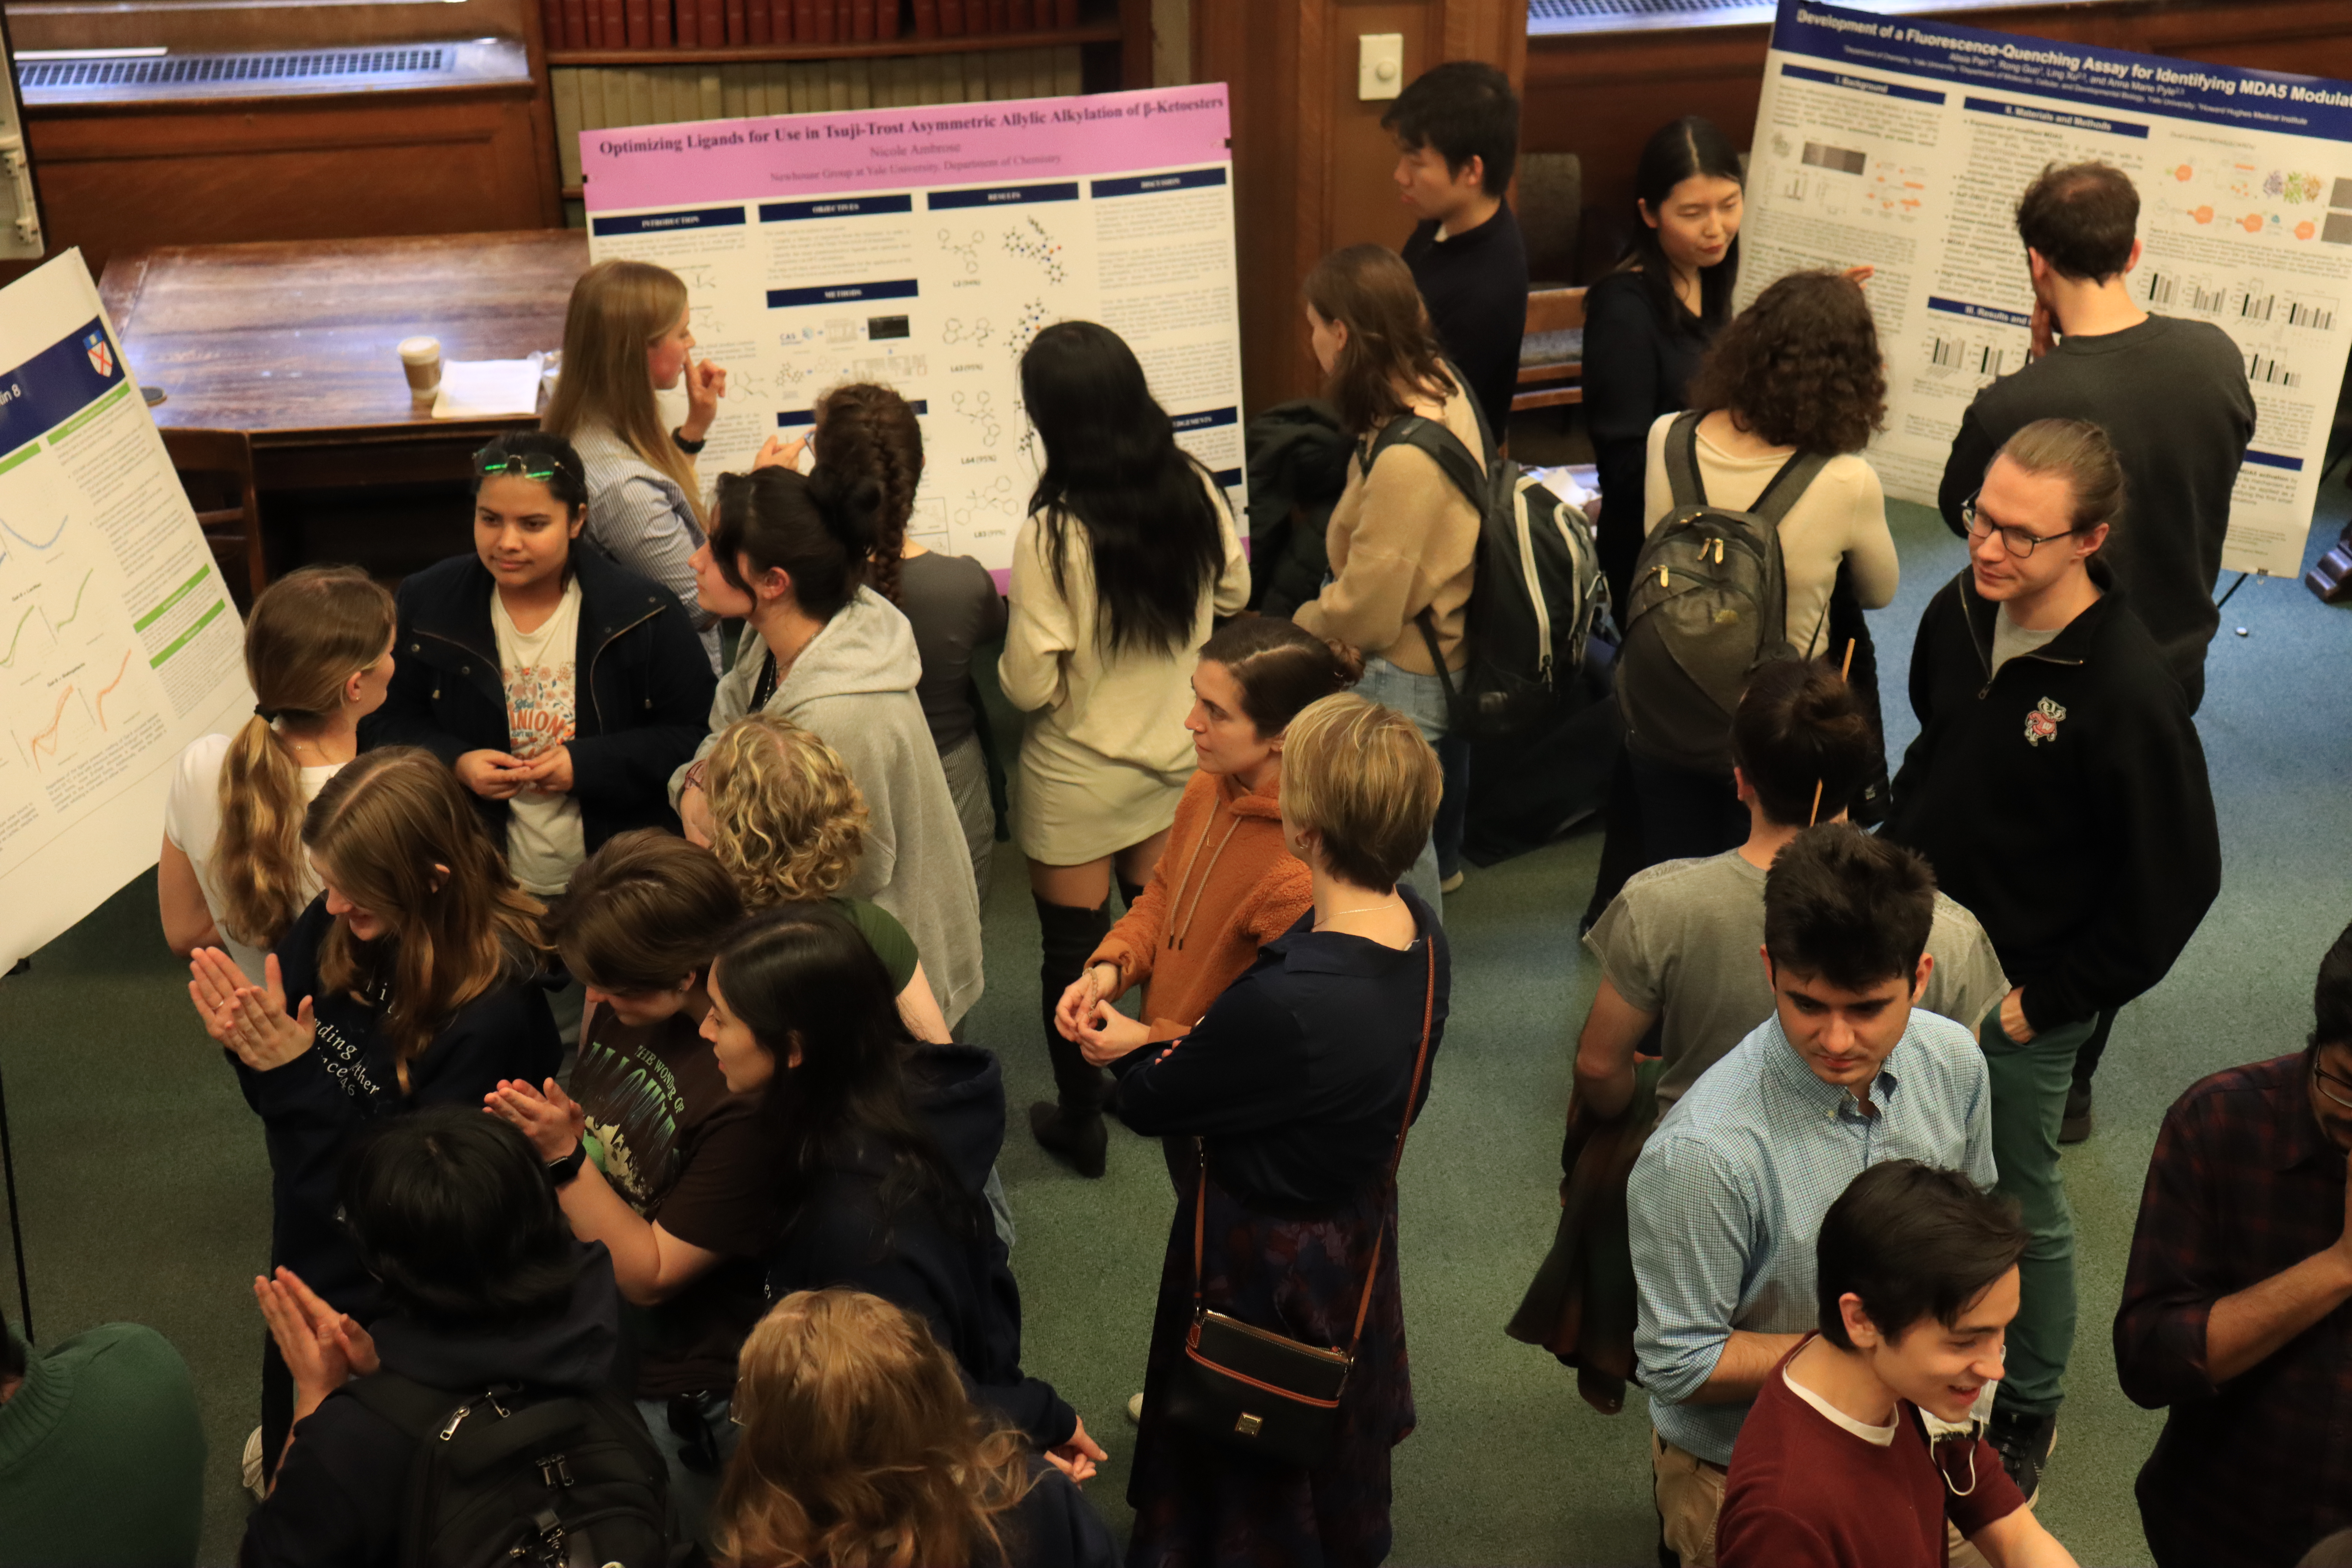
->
xmin=0 ymin=318 xmax=127 ymax=458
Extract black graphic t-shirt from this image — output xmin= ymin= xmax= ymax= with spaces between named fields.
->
xmin=571 ymin=1004 xmax=773 ymax=1398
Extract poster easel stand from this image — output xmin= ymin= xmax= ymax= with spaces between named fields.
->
xmin=1 ymin=957 xmax=29 ymax=1342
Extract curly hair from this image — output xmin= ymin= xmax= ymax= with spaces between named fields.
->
xmin=814 ymin=382 xmax=924 ymax=606
xmin=1684 ymin=270 xmax=1886 ymax=456
xmin=714 ymin=1289 xmax=1036 ymax=1568
xmin=702 ymin=713 xmax=869 ymax=910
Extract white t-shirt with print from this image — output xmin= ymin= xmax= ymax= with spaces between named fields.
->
xmin=491 ymin=577 xmax=587 ymax=896
xmin=163 ymin=731 xmax=344 ymax=982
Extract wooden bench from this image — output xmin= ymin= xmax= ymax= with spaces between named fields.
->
xmin=1514 ymin=286 xmax=1587 ymax=414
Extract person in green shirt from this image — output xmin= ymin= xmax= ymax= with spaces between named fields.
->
xmin=0 ymin=1316 xmax=205 ymax=1567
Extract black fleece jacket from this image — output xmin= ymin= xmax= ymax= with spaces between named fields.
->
xmin=239 ymin=899 xmax=561 ymax=1320
xmin=240 ymin=1246 xmax=624 ymax=1568
xmin=764 ymin=1044 xmax=1077 ymax=1450
xmin=1884 ymin=566 xmax=2220 ymax=1033
xmin=360 ymin=547 xmax=715 ymax=850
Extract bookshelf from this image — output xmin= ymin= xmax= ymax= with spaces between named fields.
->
xmin=544 ymin=0 xmax=1148 ymax=207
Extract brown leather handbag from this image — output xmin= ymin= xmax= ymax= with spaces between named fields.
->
xmin=1163 ymin=938 xmax=1438 ymax=1469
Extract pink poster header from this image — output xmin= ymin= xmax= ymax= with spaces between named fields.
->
xmin=581 ymin=83 xmax=1231 ymax=212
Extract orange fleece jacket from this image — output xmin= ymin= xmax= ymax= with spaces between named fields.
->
xmin=1089 ymin=766 xmax=1312 ymax=1043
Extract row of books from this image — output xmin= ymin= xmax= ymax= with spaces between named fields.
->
xmin=550 ymin=45 xmax=1087 ymax=189
xmin=540 ymin=0 xmax=1085 ymax=52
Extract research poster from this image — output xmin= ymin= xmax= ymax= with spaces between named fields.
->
xmin=1741 ymin=0 xmax=2352 ymax=577
xmin=0 ymin=252 xmax=253 ymax=971
xmin=580 ymin=84 xmax=1243 ymax=574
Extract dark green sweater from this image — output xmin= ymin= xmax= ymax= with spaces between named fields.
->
xmin=0 ymin=1323 xmax=205 ymax=1567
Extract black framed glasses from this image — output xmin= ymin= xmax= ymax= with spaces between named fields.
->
xmin=1960 ymin=494 xmax=2078 ymax=559
xmin=2313 ymin=1057 xmax=2352 ymax=1111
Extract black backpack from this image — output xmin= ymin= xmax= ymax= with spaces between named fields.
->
xmin=342 ymin=1372 xmax=680 ymax=1568
xmin=1366 ymin=407 xmax=1609 ymax=740
xmin=1614 ymin=411 xmax=1828 ymax=773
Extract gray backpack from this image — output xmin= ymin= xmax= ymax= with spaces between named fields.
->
xmin=1614 ymin=412 xmax=1827 ymax=772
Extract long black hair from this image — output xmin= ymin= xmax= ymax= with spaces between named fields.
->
xmin=1019 ymin=321 xmax=1224 ymax=657
xmin=713 ymin=904 xmax=975 ymax=1239
xmin=1618 ymin=115 xmax=1745 ymax=339
xmin=711 ymin=464 xmax=885 ymax=621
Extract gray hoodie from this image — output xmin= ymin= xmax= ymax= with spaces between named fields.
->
xmin=670 ymin=587 xmax=986 ymax=1023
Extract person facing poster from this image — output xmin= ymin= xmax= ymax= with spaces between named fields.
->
xmin=1935 ymin=162 xmax=2254 ymax=716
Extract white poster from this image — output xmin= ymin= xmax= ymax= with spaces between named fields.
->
xmin=579 ymin=85 xmax=1243 ymax=574
xmin=0 ymin=252 xmax=253 ymax=970
xmin=1741 ymin=0 xmax=2352 ymax=578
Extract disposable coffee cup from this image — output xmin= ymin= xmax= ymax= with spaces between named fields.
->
xmin=398 ymin=336 xmax=442 ymax=399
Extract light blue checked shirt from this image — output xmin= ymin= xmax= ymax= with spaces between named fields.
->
xmin=1629 ymin=1008 xmax=1995 ymax=1466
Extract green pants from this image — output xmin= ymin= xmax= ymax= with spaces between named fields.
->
xmin=1978 ymin=1003 xmax=2098 ymax=1418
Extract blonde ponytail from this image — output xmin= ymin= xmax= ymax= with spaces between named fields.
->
xmin=213 ymin=566 xmax=396 ymax=951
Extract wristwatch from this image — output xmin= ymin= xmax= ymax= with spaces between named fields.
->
xmin=672 ymin=427 xmax=708 ymax=455
xmin=545 ymin=1143 xmax=588 ymax=1188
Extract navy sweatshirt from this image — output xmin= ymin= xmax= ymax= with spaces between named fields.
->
xmin=764 ymin=1044 xmax=1078 ymax=1450
xmin=238 ymin=899 xmax=562 ymax=1319
xmin=1883 ymin=566 xmax=2221 ymax=1033
xmin=240 ymin=1246 xmax=624 ymax=1568
xmin=1402 ymin=203 xmax=1529 ymax=443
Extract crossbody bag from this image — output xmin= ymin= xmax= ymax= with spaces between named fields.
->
xmin=1163 ymin=937 xmax=1438 ymax=1469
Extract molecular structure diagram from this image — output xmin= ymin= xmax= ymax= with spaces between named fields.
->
xmin=952 ymin=390 xmax=1004 ymax=448
xmin=1007 ymin=299 xmax=1053 ymax=362
xmin=952 ymin=474 xmax=1018 ymax=531
xmin=938 ymin=228 xmax=985 ymax=275
xmin=1001 ymin=217 xmax=1067 ymax=286
xmin=941 ymin=317 xmax=995 ymax=349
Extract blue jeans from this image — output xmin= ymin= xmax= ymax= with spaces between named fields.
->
xmin=638 ymin=1390 xmax=737 ymax=1552
xmin=1977 ymin=1003 xmax=2099 ymax=1418
xmin=1352 ymin=656 xmax=1452 ymax=917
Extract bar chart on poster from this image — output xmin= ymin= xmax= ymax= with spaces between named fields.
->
xmin=1739 ymin=0 xmax=2352 ymax=577
xmin=0 ymin=253 xmax=253 ymax=970
xmin=580 ymin=84 xmax=1244 ymax=575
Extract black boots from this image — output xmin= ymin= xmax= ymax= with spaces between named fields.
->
xmin=1031 ymin=894 xmax=1112 ymax=1177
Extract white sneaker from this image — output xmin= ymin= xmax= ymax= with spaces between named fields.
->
xmin=1439 ymin=869 xmax=1465 ymax=894
xmin=241 ymin=1425 xmax=267 ymax=1501
xmin=1125 ymin=1391 xmax=1144 ymax=1425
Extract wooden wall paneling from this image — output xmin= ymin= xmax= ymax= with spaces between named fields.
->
xmin=28 ymin=91 xmax=552 ymax=281
xmin=1196 ymin=0 xmax=1524 ymax=415
xmin=1526 ymin=0 xmax=2352 ymax=284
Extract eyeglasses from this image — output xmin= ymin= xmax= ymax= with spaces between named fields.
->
xmin=473 ymin=449 xmax=561 ymax=482
xmin=2312 ymin=1058 xmax=2352 ymax=1111
xmin=1960 ymin=495 xmax=2078 ymax=559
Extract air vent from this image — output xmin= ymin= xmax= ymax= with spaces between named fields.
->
xmin=20 ymin=47 xmax=448 ymax=91
xmin=14 ymin=39 xmax=530 ymax=105
xmin=1531 ymin=0 xmax=1758 ymax=15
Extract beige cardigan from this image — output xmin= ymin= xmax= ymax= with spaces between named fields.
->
xmin=998 ymin=473 xmax=1250 ymax=776
xmin=1294 ymin=380 xmax=1484 ymax=676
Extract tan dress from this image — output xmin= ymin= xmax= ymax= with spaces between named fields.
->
xmin=999 ymin=473 xmax=1250 ymax=864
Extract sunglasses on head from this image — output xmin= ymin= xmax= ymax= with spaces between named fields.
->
xmin=474 ymin=449 xmax=562 ymax=483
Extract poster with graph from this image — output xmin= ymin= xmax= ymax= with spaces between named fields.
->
xmin=1740 ymin=0 xmax=2352 ymax=578
xmin=579 ymin=84 xmax=1242 ymax=574
xmin=0 ymin=252 xmax=252 ymax=970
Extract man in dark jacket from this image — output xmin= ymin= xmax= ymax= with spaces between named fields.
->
xmin=242 ymin=1112 xmax=644 ymax=1568
xmin=1887 ymin=417 xmax=2220 ymax=1505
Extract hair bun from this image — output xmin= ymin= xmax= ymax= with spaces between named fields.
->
xmin=1325 ymin=638 xmax=1366 ymax=687
xmin=806 ymin=463 xmax=885 ymax=553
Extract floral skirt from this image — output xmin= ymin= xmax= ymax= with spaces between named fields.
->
xmin=1125 ymin=1176 xmax=1414 ymax=1568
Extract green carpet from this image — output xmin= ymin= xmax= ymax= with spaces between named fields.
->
xmin=3 ymin=483 xmax=2345 ymax=1565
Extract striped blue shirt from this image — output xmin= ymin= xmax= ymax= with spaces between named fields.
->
xmin=1629 ymin=1008 xmax=1995 ymax=1465
xmin=570 ymin=423 xmax=723 ymax=673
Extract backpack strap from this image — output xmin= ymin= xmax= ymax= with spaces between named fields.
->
xmin=1663 ymin=411 xmax=1709 ymax=510
xmin=1367 ymin=414 xmax=1486 ymax=514
xmin=1744 ymin=447 xmax=1833 ymax=528
xmin=341 ymin=1369 xmax=478 ymax=1440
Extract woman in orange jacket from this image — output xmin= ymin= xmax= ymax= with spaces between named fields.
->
xmin=1047 ymin=616 xmax=1357 ymax=1179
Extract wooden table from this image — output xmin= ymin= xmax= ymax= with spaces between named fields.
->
xmin=99 ymin=228 xmax=589 ymax=492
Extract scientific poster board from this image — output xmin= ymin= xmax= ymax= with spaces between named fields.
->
xmin=580 ymin=85 xmax=1243 ymax=574
xmin=1740 ymin=0 xmax=2352 ymax=577
xmin=0 ymin=252 xmax=253 ymax=970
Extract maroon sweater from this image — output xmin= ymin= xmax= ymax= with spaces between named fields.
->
xmin=1717 ymin=1339 xmax=2025 ymax=1568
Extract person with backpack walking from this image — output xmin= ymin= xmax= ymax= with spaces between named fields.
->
xmin=240 ymin=1109 xmax=659 ymax=1568
xmin=1293 ymin=244 xmax=1484 ymax=909
xmin=1617 ymin=270 xmax=1898 ymax=866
